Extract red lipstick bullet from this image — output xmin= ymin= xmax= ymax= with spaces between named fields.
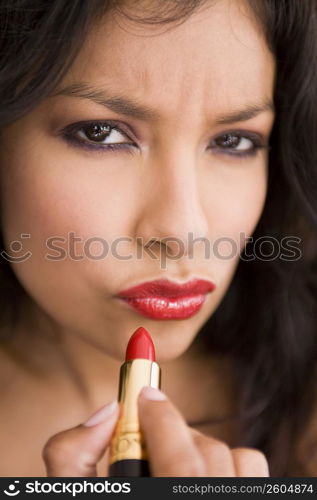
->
xmin=108 ymin=327 xmax=161 ymax=477
xmin=125 ymin=326 xmax=156 ymax=362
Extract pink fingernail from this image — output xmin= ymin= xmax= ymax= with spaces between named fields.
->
xmin=83 ymin=401 xmax=118 ymax=427
xmin=139 ymin=386 xmax=167 ymax=401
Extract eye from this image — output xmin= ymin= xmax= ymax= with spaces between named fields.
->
xmin=77 ymin=123 xmax=127 ymax=144
xmin=210 ymin=131 xmax=268 ymax=157
xmin=61 ymin=121 xmax=137 ymax=153
xmin=216 ymin=134 xmax=252 ymax=151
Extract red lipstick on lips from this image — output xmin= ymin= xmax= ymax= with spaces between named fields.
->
xmin=109 ymin=327 xmax=161 ymax=477
xmin=116 ymin=278 xmax=216 ymax=320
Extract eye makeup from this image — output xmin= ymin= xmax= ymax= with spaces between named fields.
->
xmin=59 ymin=119 xmax=138 ymax=155
xmin=58 ymin=119 xmax=270 ymax=158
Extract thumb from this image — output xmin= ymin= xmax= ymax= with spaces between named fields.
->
xmin=42 ymin=401 xmax=120 ymax=477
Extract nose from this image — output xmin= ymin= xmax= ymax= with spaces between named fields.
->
xmin=134 ymin=151 xmax=209 ymax=259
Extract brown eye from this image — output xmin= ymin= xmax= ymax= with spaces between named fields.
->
xmin=83 ymin=123 xmax=112 ymax=142
xmin=61 ymin=120 xmax=138 ymax=153
xmin=75 ymin=123 xmax=131 ymax=145
xmin=215 ymin=133 xmax=253 ymax=151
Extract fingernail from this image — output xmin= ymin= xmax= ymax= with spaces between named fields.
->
xmin=139 ymin=386 xmax=167 ymax=401
xmin=83 ymin=401 xmax=118 ymax=427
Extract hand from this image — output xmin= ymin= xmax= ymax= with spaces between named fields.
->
xmin=42 ymin=388 xmax=270 ymax=477
xmin=42 ymin=401 xmax=120 ymax=476
xmin=138 ymin=387 xmax=270 ymax=477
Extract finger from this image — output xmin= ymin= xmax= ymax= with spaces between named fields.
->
xmin=190 ymin=428 xmax=236 ymax=476
xmin=42 ymin=401 xmax=120 ymax=477
xmin=231 ymin=447 xmax=270 ymax=476
xmin=138 ymin=387 xmax=205 ymax=476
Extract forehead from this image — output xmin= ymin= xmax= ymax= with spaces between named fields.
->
xmin=58 ymin=0 xmax=275 ymax=118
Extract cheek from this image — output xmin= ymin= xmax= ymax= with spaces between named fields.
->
xmin=202 ymin=159 xmax=268 ymax=270
xmin=227 ymin=170 xmax=267 ymax=240
xmin=198 ymin=159 xmax=267 ymax=311
xmin=0 ymin=147 xmax=137 ymax=253
xmin=0 ymin=141 xmax=142 ymax=316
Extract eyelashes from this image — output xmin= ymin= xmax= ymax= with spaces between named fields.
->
xmin=60 ymin=120 xmax=270 ymax=158
xmin=60 ymin=120 xmax=137 ymax=155
xmin=209 ymin=132 xmax=269 ymax=157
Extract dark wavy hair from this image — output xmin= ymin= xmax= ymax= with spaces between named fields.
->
xmin=0 ymin=0 xmax=317 ymax=477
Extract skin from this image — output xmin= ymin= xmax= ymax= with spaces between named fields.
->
xmin=0 ymin=0 xmax=274 ymax=476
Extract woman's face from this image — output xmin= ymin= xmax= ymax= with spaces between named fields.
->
xmin=0 ymin=0 xmax=275 ymax=362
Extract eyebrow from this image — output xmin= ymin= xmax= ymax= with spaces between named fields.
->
xmin=214 ymin=100 xmax=274 ymax=124
xmin=51 ymin=83 xmax=274 ymax=124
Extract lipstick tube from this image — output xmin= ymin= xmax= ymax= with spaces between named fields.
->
xmin=108 ymin=327 xmax=161 ymax=477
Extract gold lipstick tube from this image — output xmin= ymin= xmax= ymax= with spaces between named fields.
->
xmin=108 ymin=358 xmax=161 ymax=476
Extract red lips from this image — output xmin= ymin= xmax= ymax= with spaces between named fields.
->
xmin=116 ymin=278 xmax=216 ymax=320
xmin=117 ymin=278 xmax=216 ymax=299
